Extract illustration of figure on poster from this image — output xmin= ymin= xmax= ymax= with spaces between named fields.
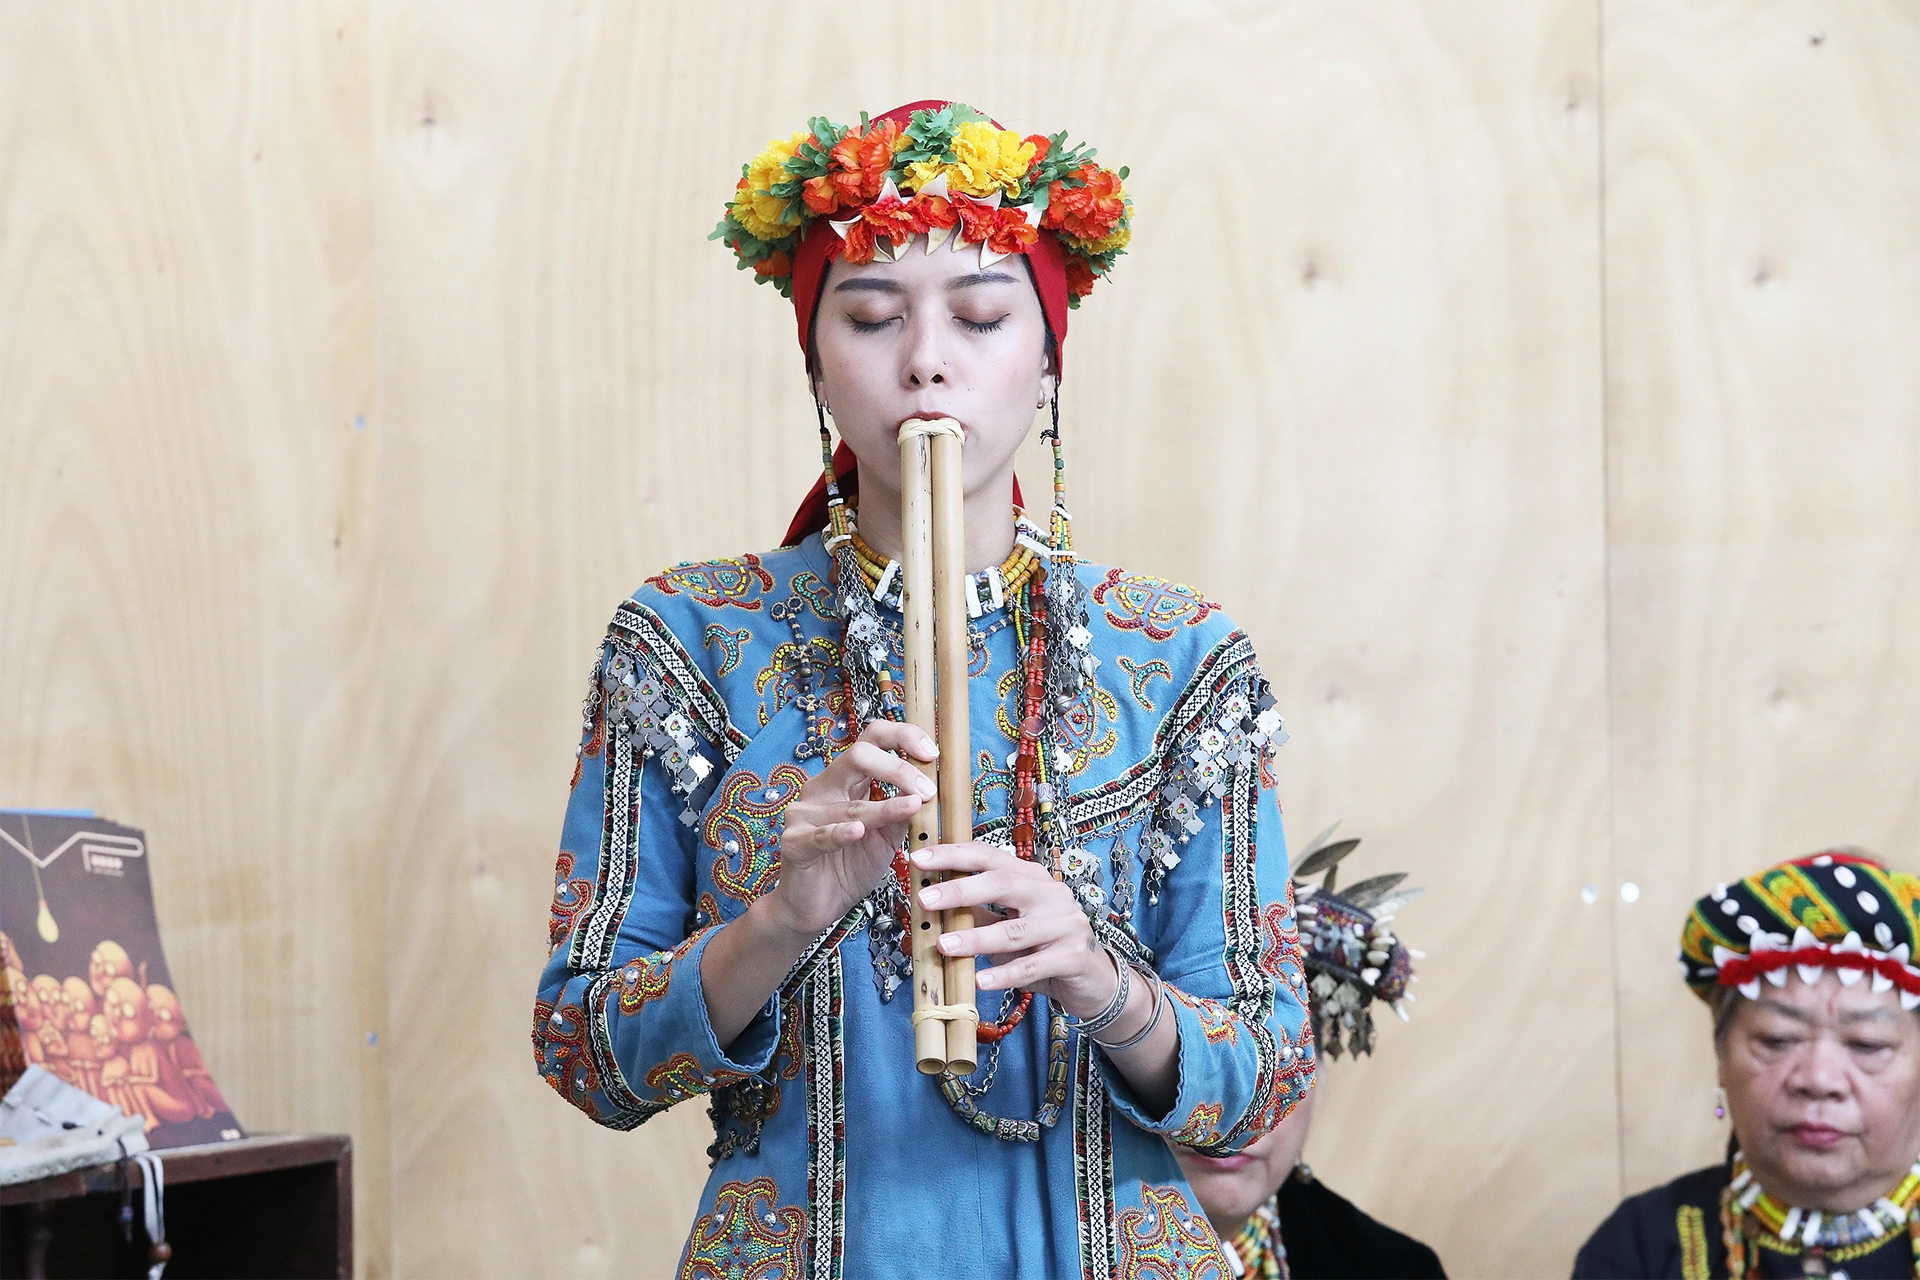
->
xmin=0 ymin=813 xmax=241 ymax=1147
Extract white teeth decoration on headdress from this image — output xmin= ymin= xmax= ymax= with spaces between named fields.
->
xmin=1798 ymin=964 xmax=1826 ymax=986
xmin=1765 ymin=968 xmax=1789 ymax=987
xmin=1902 ymin=990 xmax=1920 ymax=1012
xmin=1871 ymin=971 xmax=1893 ymax=994
xmin=1738 ymin=978 xmax=1762 ymax=999
xmin=1835 ymin=932 xmax=1866 ymax=985
xmin=1793 ymin=925 xmax=1818 ymax=948
xmin=1713 ymin=945 xmax=1742 ymax=968
xmin=870 ymin=178 xmax=904 ymax=261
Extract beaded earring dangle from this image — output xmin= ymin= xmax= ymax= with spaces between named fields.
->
xmin=1714 ymin=1086 xmax=1728 ymax=1120
xmin=816 ymin=394 xmax=853 ymax=553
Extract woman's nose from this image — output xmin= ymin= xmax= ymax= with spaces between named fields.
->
xmin=903 ymin=314 xmax=949 ymax=387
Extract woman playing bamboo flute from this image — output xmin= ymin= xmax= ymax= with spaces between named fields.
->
xmin=532 ymin=100 xmax=1315 ymax=1280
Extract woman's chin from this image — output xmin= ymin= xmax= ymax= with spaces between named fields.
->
xmin=1174 ymin=1152 xmax=1272 ymax=1220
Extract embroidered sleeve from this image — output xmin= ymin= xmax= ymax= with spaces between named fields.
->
xmin=532 ymin=597 xmax=778 ymax=1129
xmin=1099 ymin=636 xmax=1314 ymax=1151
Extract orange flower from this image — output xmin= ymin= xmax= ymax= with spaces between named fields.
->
xmin=802 ymin=175 xmax=842 ymax=216
xmin=912 ymin=193 xmax=958 ymax=232
xmin=835 ymin=221 xmax=878 ymax=264
xmin=806 ymin=119 xmax=901 ymax=216
xmin=753 ymin=249 xmax=792 ymax=280
xmin=953 ymin=195 xmax=999 ymax=245
xmin=984 ymin=206 xmax=1039 ymax=256
xmin=1043 ymin=165 xmax=1126 ymax=241
xmin=1064 ymin=254 xmax=1098 ymax=298
xmin=1023 ymin=134 xmax=1051 ymax=179
xmin=860 ymin=192 xmax=919 ymax=247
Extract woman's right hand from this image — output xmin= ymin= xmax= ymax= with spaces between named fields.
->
xmin=762 ymin=721 xmax=938 ymax=937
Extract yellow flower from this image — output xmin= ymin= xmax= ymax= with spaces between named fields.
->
xmin=1062 ymin=222 xmax=1132 ymax=256
xmin=731 ymin=131 xmax=810 ymax=242
xmin=935 ymin=122 xmax=1037 ymax=199
xmin=903 ymin=158 xmax=956 ymax=194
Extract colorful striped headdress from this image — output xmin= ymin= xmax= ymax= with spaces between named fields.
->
xmin=1680 ymin=851 xmax=1920 ymax=1010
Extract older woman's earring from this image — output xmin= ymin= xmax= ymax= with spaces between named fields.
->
xmin=1713 ymin=1086 xmax=1728 ymax=1120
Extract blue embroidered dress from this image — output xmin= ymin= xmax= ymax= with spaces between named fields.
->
xmin=534 ymin=534 xmax=1314 ymax=1280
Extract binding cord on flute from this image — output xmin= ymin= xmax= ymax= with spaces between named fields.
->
xmin=898 ymin=416 xmax=980 ymax=1074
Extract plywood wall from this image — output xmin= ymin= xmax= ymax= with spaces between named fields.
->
xmin=2 ymin=2 xmax=1914 ymax=1276
xmin=1603 ymin=0 xmax=1920 ymax=1195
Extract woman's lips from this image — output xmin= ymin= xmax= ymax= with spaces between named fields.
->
xmin=900 ymin=411 xmax=966 ymax=435
xmin=1788 ymin=1123 xmax=1848 ymax=1149
xmin=1184 ymin=1153 xmax=1257 ymax=1172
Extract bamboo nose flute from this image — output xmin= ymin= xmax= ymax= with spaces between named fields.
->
xmin=899 ymin=416 xmax=979 ymax=1075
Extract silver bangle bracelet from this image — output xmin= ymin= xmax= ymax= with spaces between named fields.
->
xmin=1069 ymin=947 xmax=1132 ymax=1038
xmin=1093 ymin=965 xmax=1166 ymax=1052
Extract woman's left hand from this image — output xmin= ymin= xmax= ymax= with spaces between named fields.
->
xmin=911 ymin=843 xmax=1117 ymax=1021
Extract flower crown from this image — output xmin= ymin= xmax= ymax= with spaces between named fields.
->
xmin=710 ymin=103 xmax=1131 ymax=308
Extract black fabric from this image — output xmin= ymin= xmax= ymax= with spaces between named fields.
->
xmin=1276 ymin=1171 xmax=1447 ymax=1280
xmin=1574 ymin=1166 xmax=1732 ymax=1280
xmin=1572 ymin=1163 xmax=1914 ymax=1279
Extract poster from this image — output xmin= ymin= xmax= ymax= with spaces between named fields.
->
xmin=0 ymin=810 xmax=243 ymax=1148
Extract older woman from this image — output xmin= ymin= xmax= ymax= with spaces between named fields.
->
xmin=1171 ymin=830 xmax=1445 ymax=1278
xmin=1575 ymin=852 xmax=1920 ymax=1279
xmin=531 ymin=101 xmax=1313 ymax=1277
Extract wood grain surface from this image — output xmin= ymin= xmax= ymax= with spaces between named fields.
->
xmin=1603 ymin=0 xmax=1920 ymax=1200
xmin=0 ymin=1 xmax=386 ymax=1273
xmin=3 ymin=1 xmax=1913 ymax=1276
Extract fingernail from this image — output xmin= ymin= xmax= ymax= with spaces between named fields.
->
xmin=919 ymin=888 xmax=941 ymax=908
xmin=914 ymin=776 xmax=936 ymax=798
xmin=922 ymin=737 xmax=939 ymax=757
xmin=911 ymin=849 xmax=933 ymax=866
xmin=939 ymin=933 xmax=959 ymax=952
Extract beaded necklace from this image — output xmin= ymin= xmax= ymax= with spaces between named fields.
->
xmin=1719 ymin=1151 xmax=1920 ymax=1277
xmin=1223 ymin=1201 xmax=1288 ymax=1280
xmin=848 ymin=522 xmax=1042 ymax=615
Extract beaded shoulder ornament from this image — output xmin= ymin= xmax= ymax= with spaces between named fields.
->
xmin=712 ymin=102 xmax=1132 ymax=305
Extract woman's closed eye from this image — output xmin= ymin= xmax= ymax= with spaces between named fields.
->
xmin=957 ymin=313 xmax=1009 ymax=334
xmin=847 ymin=313 xmax=902 ymax=333
xmin=1846 ymin=1036 xmax=1896 ymax=1059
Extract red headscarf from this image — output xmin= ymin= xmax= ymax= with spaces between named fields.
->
xmin=780 ymin=101 xmax=1068 ymax=547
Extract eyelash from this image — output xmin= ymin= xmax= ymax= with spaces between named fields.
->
xmin=847 ymin=315 xmax=1009 ymax=334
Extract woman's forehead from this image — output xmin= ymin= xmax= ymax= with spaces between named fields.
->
xmin=1740 ymin=972 xmax=1919 ymax=1025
